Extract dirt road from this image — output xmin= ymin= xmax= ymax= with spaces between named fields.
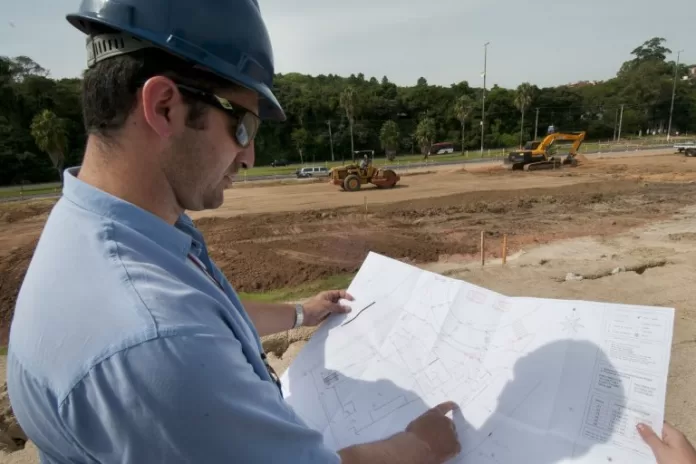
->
xmin=190 ymin=148 xmax=684 ymax=218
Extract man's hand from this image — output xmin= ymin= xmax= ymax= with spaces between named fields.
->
xmin=638 ymin=421 xmax=696 ymax=464
xmin=301 ymin=290 xmax=354 ymax=326
xmin=338 ymin=401 xmax=462 ymax=464
xmin=406 ymin=401 xmax=461 ymax=463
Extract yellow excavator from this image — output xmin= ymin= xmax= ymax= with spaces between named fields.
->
xmin=504 ymin=131 xmax=586 ymax=171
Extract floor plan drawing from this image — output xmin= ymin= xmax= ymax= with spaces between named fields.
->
xmin=562 ymin=311 xmax=586 ymax=335
xmin=281 ymin=252 xmax=675 ymax=463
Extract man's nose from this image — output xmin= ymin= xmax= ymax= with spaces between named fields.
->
xmin=238 ymin=141 xmax=255 ymax=169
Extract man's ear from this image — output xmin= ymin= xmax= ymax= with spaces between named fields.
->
xmin=140 ymin=76 xmax=187 ymax=139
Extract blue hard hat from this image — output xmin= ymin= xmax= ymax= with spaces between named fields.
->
xmin=66 ymin=0 xmax=286 ymax=121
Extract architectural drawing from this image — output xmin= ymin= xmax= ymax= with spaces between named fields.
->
xmin=562 ymin=312 xmax=585 ymax=335
xmin=281 ymin=252 xmax=675 ymax=463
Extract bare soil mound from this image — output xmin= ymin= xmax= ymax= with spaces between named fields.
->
xmin=0 ymin=200 xmax=55 ymax=225
xmin=0 ymin=383 xmax=27 ymax=453
xmin=0 ymin=242 xmax=37 ymax=345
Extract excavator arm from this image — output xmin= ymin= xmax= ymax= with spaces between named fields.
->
xmin=537 ymin=131 xmax=586 ymax=155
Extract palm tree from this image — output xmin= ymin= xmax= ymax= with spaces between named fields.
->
xmin=339 ymin=86 xmax=357 ymax=161
xmin=415 ymin=116 xmax=436 ymax=159
xmin=453 ymin=94 xmax=474 ymax=153
xmin=379 ymin=120 xmax=400 ymax=161
xmin=30 ymin=109 xmax=68 ymax=185
xmin=515 ymin=83 xmax=534 ymax=148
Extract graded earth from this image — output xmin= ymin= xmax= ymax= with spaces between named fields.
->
xmin=2 ymin=150 xmax=696 ymax=462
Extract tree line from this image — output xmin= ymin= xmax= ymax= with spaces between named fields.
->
xmin=1 ymin=37 xmax=694 ymax=186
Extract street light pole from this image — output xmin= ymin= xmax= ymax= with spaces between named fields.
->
xmin=327 ymin=120 xmax=335 ymax=161
xmin=480 ymin=42 xmax=490 ymax=155
xmin=667 ymin=49 xmax=684 ymax=142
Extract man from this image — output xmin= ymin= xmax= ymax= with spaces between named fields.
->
xmin=6 ymin=0 xmax=461 ymax=463
xmin=360 ymin=153 xmax=371 ymax=170
xmin=7 ymin=3 xmax=694 ymax=464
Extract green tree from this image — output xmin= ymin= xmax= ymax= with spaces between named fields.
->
xmin=619 ymin=37 xmax=672 ymax=76
xmin=631 ymin=37 xmax=671 ymax=62
xmin=7 ymin=56 xmax=49 ymax=82
xmin=30 ymin=109 xmax=68 ymax=184
xmin=379 ymin=120 xmax=400 ymax=161
xmin=14 ymin=151 xmax=36 ymax=185
xmin=2 ymin=39 xmax=696 ymax=187
xmin=291 ymin=127 xmax=309 ymax=165
xmin=339 ymin=86 xmax=357 ymax=161
xmin=514 ymin=83 xmax=534 ymax=147
xmin=453 ymin=94 xmax=474 ymax=151
xmin=415 ymin=116 xmax=436 ymax=158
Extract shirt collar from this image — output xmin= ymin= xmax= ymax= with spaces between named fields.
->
xmin=62 ymin=166 xmax=194 ymax=258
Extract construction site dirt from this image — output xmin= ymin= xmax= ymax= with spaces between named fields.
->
xmin=2 ymin=151 xmax=696 ymax=338
xmin=4 ymin=149 xmax=696 ymax=460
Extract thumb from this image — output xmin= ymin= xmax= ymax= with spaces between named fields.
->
xmin=637 ymin=423 xmax=667 ymax=457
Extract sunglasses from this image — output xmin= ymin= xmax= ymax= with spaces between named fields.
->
xmin=175 ymin=83 xmax=261 ymax=149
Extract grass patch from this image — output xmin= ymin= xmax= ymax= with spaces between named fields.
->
xmin=238 ymin=273 xmax=356 ymax=303
xmin=0 ymin=346 xmax=7 ymax=356
xmin=0 ymin=186 xmax=61 ymax=199
xmin=241 ymin=152 xmax=497 ymax=179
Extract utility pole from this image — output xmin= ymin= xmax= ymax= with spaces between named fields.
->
xmin=327 ymin=120 xmax=335 ymax=161
xmin=480 ymin=41 xmax=490 ymax=155
xmin=534 ymin=108 xmax=540 ymax=140
xmin=667 ymin=49 xmax=684 ymax=142
xmin=617 ymin=104 xmax=625 ymax=141
xmin=613 ymin=107 xmax=618 ymax=141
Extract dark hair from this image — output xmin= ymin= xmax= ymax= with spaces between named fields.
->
xmin=81 ymin=47 xmax=236 ymax=141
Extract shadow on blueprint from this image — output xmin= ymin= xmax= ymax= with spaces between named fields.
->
xmin=287 ymin=337 xmax=634 ymax=464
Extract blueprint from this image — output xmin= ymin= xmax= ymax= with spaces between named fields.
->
xmin=280 ymin=252 xmax=674 ymax=464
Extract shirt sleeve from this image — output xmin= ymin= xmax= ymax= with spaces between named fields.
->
xmin=59 ymin=333 xmax=341 ymax=464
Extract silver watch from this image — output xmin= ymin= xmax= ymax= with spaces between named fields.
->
xmin=292 ymin=303 xmax=305 ymax=329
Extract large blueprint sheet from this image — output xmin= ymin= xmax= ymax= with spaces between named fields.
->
xmin=280 ymin=252 xmax=674 ymax=464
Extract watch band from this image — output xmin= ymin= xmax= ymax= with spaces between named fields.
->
xmin=293 ymin=303 xmax=304 ymax=329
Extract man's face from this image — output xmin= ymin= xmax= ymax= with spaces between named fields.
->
xmin=164 ymin=86 xmax=258 ymax=212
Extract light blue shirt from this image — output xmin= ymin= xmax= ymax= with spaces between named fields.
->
xmin=7 ymin=167 xmax=340 ymax=463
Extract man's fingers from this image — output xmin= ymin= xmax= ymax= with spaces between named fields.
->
xmin=637 ymin=423 xmax=667 ymax=455
xmin=432 ymin=401 xmax=459 ymax=416
xmin=332 ymin=302 xmax=352 ymax=313
xmin=661 ymin=421 xmax=686 ymax=446
xmin=321 ymin=289 xmax=354 ymax=302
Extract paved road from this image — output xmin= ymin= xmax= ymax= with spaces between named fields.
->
xmin=0 ymin=144 xmax=676 ymax=203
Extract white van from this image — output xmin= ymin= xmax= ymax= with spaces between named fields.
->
xmin=296 ymin=166 xmax=330 ymax=178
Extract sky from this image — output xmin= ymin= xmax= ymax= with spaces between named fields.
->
xmin=1 ymin=0 xmax=695 ymax=89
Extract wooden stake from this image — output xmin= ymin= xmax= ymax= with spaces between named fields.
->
xmin=480 ymin=231 xmax=485 ymax=266
xmin=364 ymin=196 xmax=368 ymax=213
xmin=502 ymin=234 xmax=508 ymax=265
